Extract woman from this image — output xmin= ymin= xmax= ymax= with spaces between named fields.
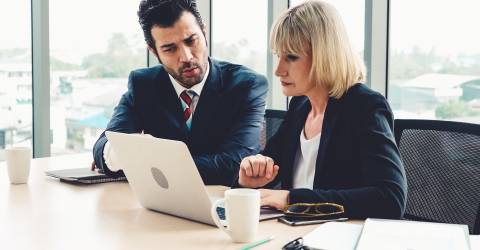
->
xmin=236 ymin=0 xmax=407 ymax=219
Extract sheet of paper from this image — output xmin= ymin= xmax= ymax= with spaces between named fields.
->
xmin=303 ymin=222 xmax=363 ymax=250
xmin=470 ymin=235 xmax=480 ymax=250
xmin=356 ymin=219 xmax=470 ymax=250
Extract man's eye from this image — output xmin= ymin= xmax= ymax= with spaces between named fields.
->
xmin=185 ymin=37 xmax=197 ymax=46
xmin=163 ymin=47 xmax=175 ymax=53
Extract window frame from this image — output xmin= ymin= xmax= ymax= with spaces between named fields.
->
xmin=30 ymin=0 xmax=390 ymax=157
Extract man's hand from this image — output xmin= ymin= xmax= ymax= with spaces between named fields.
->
xmin=259 ymin=189 xmax=290 ymax=211
xmin=103 ymin=132 xmax=153 ymax=171
xmin=103 ymin=141 xmax=122 ymax=171
xmin=238 ymin=154 xmax=279 ymax=188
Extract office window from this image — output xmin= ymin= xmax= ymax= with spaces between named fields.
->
xmin=211 ymin=0 xmax=268 ymax=76
xmin=289 ymin=0 xmax=365 ymax=56
xmin=389 ymin=0 xmax=480 ymax=123
xmin=0 ymin=1 xmax=32 ymax=161
xmin=49 ymin=0 xmax=146 ymax=155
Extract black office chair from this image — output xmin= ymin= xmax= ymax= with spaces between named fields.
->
xmin=394 ymin=119 xmax=480 ymax=234
xmin=260 ymin=109 xmax=287 ymax=150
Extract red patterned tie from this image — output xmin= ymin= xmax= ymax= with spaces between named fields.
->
xmin=180 ymin=90 xmax=192 ymax=122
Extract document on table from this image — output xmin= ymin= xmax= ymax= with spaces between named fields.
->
xmin=356 ymin=218 xmax=471 ymax=250
xmin=470 ymin=235 xmax=480 ymax=250
xmin=302 ymin=222 xmax=363 ymax=250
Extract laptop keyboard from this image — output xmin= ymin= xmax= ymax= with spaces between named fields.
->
xmin=216 ymin=207 xmax=226 ymax=220
xmin=216 ymin=206 xmax=284 ymax=222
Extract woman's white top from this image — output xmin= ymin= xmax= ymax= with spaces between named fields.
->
xmin=292 ymin=127 xmax=322 ymax=189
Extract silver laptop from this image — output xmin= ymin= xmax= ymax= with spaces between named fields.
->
xmin=105 ymin=131 xmax=283 ymax=226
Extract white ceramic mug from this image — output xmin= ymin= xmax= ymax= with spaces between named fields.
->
xmin=210 ymin=188 xmax=260 ymax=243
xmin=5 ymin=147 xmax=31 ymax=184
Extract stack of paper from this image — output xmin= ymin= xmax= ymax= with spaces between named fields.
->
xmin=301 ymin=219 xmax=471 ymax=250
xmin=470 ymin=235 xmax=480 ymax=250
xmin=356 ymin=219 xmax=471 ymax=250
xmin=302 ymin=222 xmax=363 ymax=250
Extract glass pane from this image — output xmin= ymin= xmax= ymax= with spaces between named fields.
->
xmin=211 ymin=0 xmax=268 ymax=76
xmin=0 ymin=1 xmax=32 ymax=161
xmin=49 ymin=0 xmax=146 ymax=155
xmin=389 ymin=0 xmax=480 ymax=123
xmin=289 ymin=0 xmax=365 ymax=56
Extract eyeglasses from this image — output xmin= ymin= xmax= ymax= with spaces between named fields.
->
xmin=284 ymin=202 xmax=345 ymax=217
xmin=282 ymin=237 xmax=311 ymax=250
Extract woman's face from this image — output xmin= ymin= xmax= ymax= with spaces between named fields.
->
xmin=275 ymin=51 xmax=314 ymax=97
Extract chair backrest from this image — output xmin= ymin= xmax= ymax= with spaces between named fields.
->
xmin=260 ymin=109 xmax=287 ymax=150
xmin=394 ymin=119 xmax=480 ymax=234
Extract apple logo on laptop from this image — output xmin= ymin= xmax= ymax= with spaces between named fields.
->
xmin=151 ymin=167 xmax=169 ymax=189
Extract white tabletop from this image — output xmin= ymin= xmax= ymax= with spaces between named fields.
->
xmin=0 ymin=153 xmax=323 ymax=250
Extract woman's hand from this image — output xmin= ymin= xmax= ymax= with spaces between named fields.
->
xmin=238 ymin=154 xmax=279 ymax=188
xmin=259 ymin=189 xmax=290 ymax=211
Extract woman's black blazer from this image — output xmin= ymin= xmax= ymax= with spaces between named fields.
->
xmin=262 ymin=83 xmax=407 ymax=219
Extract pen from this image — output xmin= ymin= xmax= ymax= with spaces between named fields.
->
xmin=239 ymin=236 xmax=274 ymax=250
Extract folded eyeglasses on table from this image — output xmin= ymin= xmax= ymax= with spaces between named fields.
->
xmin=283 ymin=202 xmax=345 ymax=219
xmin=282 ymin=202 xmax=346 ymax=249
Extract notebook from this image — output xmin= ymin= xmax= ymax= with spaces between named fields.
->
xmin=302 ymin=222 xmax=363 ymax=250
xmin=300 ymin=219 xmax=471 ymax=250
xmin=45 ymin=168 xmax=127 ymax=184
xmin=356 ymin=218 xmax=471 ymax=250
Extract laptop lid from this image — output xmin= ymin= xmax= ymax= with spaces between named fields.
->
xmin=105 ymin=131 xmax=217 ymax=225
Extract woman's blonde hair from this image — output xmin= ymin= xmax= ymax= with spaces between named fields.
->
xmin=270 ymin=0 xmax=366 ymax=98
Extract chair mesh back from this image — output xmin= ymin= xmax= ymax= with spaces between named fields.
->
xmin=260 ymin=110 xmax=286 ymax=150
xmin=396 ymin=120 xmax=480 ymax=234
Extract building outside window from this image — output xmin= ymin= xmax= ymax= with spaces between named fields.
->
xmin=389 ymin=0 xmax=480 ymax=123
xmin=49 ymin=0 xmax=147 ymax=155
xmin=0 ymin=0 xmax=32 ymax=161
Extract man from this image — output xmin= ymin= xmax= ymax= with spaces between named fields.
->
xmin=92 ymin=0 xmax=268 ymax=185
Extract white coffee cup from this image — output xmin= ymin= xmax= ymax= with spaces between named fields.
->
xmin=5 ymin=147 xmax=31 ymax=184
xmin=211 ymin=188 xmax=260 ymax=243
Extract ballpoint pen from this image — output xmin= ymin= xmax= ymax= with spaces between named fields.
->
xmin=239 ymin=236 xmax=274 ymax=250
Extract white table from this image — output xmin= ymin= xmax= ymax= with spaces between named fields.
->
xmin=0 ymin=153 xmax=322 ymax=250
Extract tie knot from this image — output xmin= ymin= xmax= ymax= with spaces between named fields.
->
xmin=180 ymin=90 xmax=193 ymax=106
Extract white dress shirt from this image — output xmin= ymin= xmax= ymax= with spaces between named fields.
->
xmin=169 ymin=62 xmax=209 ymax=115
xmin=103 ymin=64 xmax=210 ymax=171
xmin=292 ymin=127 xmax=321 ymax=189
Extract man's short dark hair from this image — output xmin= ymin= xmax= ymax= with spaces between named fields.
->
xmin=138 ymin=0 xmax=205 ymax=50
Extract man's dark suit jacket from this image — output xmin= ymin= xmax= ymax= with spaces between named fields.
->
xmin=258 ymin=83 xmax=407 ymax=219
xmin=93 ymin=58 xmax=268 ymax=185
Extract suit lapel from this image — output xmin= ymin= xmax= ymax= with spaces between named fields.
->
xmin=313 ymin=97 xmax=341 ymax=186
xmin=282 ymin=98 xmax=310 ymax=189
xmin=190 ymin=59 xmax=222 ymax=141
xmin=156 ymin=67 xmax=189 ymax=137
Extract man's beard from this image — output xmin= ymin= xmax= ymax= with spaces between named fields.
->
xmin=164 ymin=60 xmax=207 ymax=88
